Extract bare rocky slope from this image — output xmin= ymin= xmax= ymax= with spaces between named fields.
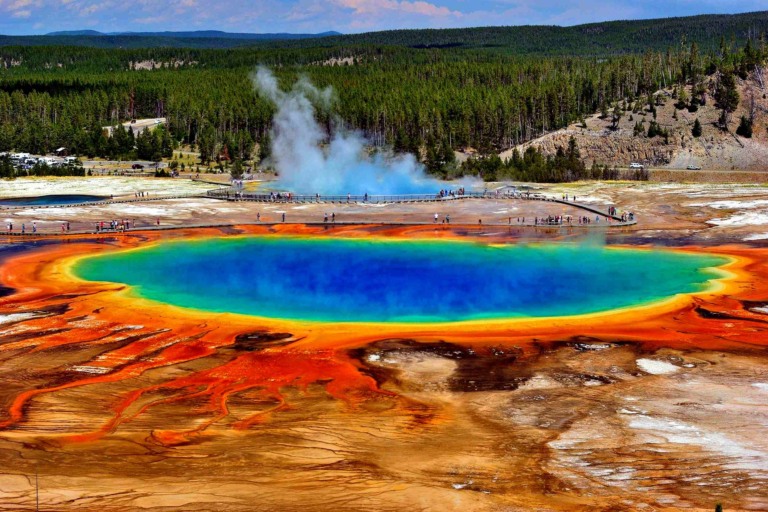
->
xmin=500 ymin=71 xmax=768 ymax=174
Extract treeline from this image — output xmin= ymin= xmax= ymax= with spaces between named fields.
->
xmin=0 ymin=36 xmax=764 ymax=180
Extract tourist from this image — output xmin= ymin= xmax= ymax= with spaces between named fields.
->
xmin=282 ymin=212 xmax=285 ymax=222
xmin=434 ymin=213 xmax=438 ymax=223
xmin=257 ymin=212 xmax=260 ymax=222
xmin=445 ymin=215 xmax=450 ymax=224
xmin=324 ymin=213 xmax=328 ymax=223
xmin=32 ymin=222 xmax=36 ymax=233
xmin=332 ymin=212 xmax=335 ymax=223
xmin=156 ymin=218 xmax=160 ymax=226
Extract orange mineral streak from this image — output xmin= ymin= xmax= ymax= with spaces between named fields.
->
xmin=0 ymin=224 xmax=766 ymax=445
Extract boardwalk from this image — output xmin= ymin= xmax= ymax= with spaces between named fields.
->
xmin=206 ymin=187 xmax=636 ymax=225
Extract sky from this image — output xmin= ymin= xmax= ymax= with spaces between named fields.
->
xmin=1 ymin=0 xmax=766 ymax=35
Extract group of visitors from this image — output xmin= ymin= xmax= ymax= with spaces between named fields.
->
xmin=535 ymin=215 xmax=571 ymax=225
xmin=607 ymin=206 xmax=634 ymax=222
xmin=4 ymin=222 xmax=40 ymax=233
xmin=95 ymin=219 xmax=134 ymax=232
xmin=17 ymin=222 xmax=37 ymax=234
xmin=438 ymin=188 xmax=465 ymax=199
xmin=270 ymin=192 xmax=292 ymax=201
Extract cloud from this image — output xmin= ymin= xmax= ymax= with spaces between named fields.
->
xmin=11 ymin=8 xmax=31 ymax=17
xmin=77 ymin=1 xmax=108 ymax=16
xmin=133 ymin=15 xmax=167 ymax=24
xmin=334 ymin=0 xmax=460 ymax=17
xmin=9 ymin=0 xmax=33 ymax=9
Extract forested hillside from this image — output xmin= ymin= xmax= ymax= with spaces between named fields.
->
xmin=279 ymin=11 xmax=768 ymax=55
xmin=0 ymin=12 xmax=765 ymax=181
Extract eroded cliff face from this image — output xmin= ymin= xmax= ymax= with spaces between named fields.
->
xmin=501 ymin=72 xmax=768 ymax=172
xmin=508 ymin=128 xmax=678 ymax=167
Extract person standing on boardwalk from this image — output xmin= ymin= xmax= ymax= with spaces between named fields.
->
xmin=282 ymin=212 xmax=286 ymax=222
xmin=434 ymin=213 xmax=439 ymax=223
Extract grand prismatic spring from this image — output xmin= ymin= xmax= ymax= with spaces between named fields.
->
xmin=73 ymin=237 xmax=727 ymax=322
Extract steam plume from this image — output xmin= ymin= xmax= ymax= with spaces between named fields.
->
xmin=253 ymin=67 xmax=445 ymax=195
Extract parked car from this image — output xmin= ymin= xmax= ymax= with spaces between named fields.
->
xmin=686 ymin=164 xmax=702 ymax=170
xmin=131 ymin=164 xmax=144 ymax=170
xmin=629 ymin=162 xmax=644 ymax=169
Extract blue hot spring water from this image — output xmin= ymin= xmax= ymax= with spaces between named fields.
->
xmin=73 ymin=237 xmax=728 ymax=323
xmin=0 ymin=194 xmax=106 ymax=206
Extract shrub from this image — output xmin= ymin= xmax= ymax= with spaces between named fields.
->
xmin=736 ymin=116 xmax=753 ymax=138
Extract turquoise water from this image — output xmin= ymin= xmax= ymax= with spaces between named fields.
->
xmin=73 ymin=237 xmax=727 ymax=323
xmin=0 ymin=194 xmax=106 ymax=206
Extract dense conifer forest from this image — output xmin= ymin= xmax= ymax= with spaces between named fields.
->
xmin=0 ymin=11 xmax=766 ymax=181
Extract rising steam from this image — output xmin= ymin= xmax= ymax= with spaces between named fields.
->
xmin=253 ymin=67 xmax=445 ymax=195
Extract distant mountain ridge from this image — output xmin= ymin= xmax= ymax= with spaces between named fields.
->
xmin=45 ymin=30 xmax=342 ymax=40
xmin=3 ymin=11 xmax=767 ymax=53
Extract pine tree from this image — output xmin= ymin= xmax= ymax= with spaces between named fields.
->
xmin=231 ymin=158 xmax=244 ymax=180
xmin=715 ymin=72 xmax=740 ymax=127
xmin=258 ymin=132 xmax=271 ymax=163
xmin=692 ymin=118 xmax=702 ymax=137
